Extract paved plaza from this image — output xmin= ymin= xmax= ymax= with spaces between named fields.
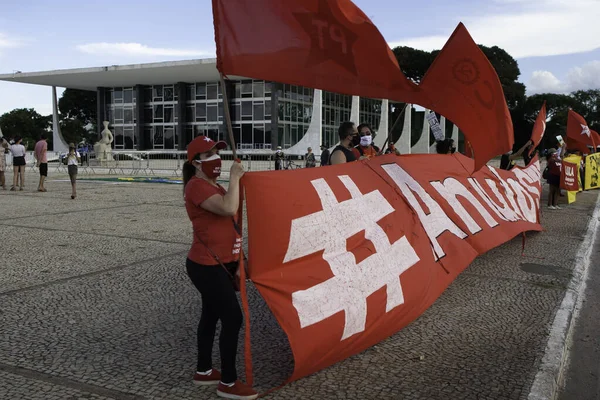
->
xmin=0 ymin=169 xmax=598 ymax=400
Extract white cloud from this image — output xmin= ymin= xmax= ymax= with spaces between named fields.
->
xmin=527 ymin=60 xmax=600 ymax=94
xmin=0 ymin=32 xmax=24 ymax=54
xmin=76 ymin=42 xmax=213 ymax=57
xmin=388 ymin=0 xmax=600 ymax=58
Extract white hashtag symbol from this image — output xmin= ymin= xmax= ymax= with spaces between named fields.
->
xmin=284 ymin=175 xmax=420 ymax=340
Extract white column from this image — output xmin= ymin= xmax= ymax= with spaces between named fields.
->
xmin=350 ymin=95 xmax=360 ymax=125
xmin=451 ymin=124 xmax=459 ymax=144
xmin=412 ymin=110 xmax=430 ymax=154
xmin=398 ymin=104 xmax=412 ymax=154
xmin=52 ymin=86 xmax=69 ymax=153
xmin=373 ymin=99 xmax=389 ymax=150
xmin=284 ymin=89 xmax=323 ymax=156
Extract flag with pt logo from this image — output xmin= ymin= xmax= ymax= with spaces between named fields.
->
xmin=211 ymin=0 xmax=423 ymax=104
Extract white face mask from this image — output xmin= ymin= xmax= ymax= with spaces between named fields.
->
xmin=360 ymin=135 xmax=372 ymax=147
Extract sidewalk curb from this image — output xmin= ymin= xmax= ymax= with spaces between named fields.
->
xmin=528 ymin=192 xmax=600 ymax=400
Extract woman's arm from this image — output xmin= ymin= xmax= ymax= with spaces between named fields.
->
xmin=199 ymin=162 xmax=245 ymax=216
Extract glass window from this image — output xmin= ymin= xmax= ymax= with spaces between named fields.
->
xmin=154 ymin=105 xmax=163 ymax=121
xmin=253 ymin=103 xmax=264 ymax=120
xmin=234 ymin=83 xmax=241 ymax=99
xmin=265 ymin=124 xmax=272 ymax=145
xmin=124 ymin=108 xmax=133 ymax=124
xmin=164 ymin=106 xmax=173 ymax=123
xmin=253 ymin=81 xmax=264 ymax=98
xmin=124 ymin=127 xmax=134 ymax=149
xmin=207 ymin=84 xmax=218 ymax=100
xmin=196 ymin=103 xmax=206 ymax=121
xmin=265 ymin=82 xmax=272 ymax=95
xmin=123 ymin=89 xmax=133 ymax=103
xmin=113 ymin=88 xmax=123 ymax=103
xmin=207 ymin=105 xmax=218 ymax=121
xmin=143 ymin=87 xmax=152 ymax=101
xmin=164 ymin=86 xmax=174 ymax=101
xmin=233 ymin=103 xmax=241 ymax=121
xmin=144 ymin=107 xmax=152 ymax=123
xmin=196 ymin=83 xmax=206 ymax=99
xmin=218 ymin=103 xmax=224 ymax=121
xmin=265 ymin=100 xmax=271 ymax=117
xmin=114 ymin=107 xmax=124 ymax=121
xmin=232 ymin=124 xmax=241 ymax=145
xmin=153 ymin=126 xmax=164 ymax=147
xmin=253 ymin=124 xmax=265 ymax=145
xmin=242 ymin=124 xmax=252 ymax=144
xmin=186 ymin=106 xmax=195 ymax=123
xmin=242 ymin=101 xmax=252 ymax=117
xmin=153 ymin=85 xmax=163 ymax=101
xmin=186 ymin=84 xmax=195 ymax=100
xmin=174 ymin=106 xmax=178 ymax=122
xmin=106 ymin=108 xmax=114 ymax=124
xmin=164 ymin=127 xmax=175 ymax=149
xmin=114 ymin=126 xmax=124 ymax=147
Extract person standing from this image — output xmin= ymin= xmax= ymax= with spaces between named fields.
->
xmin=34 ymin=134 xmax=48 ymax=192
xmin=499 ymin=140 xmax=532 ymax=170
xmin=355 ymin=123 xmax=380 ymax=159
xmin=545 ymin=148 xmax=563 ymax=209
xmin=319 ymin=144 xmax=330 ymax=166
xmin=182 ymin=135 xmax=258 ymax=400
xmin=274 ymin=146 xmax=285 ymax=170
xmin=9 ymin=137 xmax=26 ymax=191
xmin=66 ymin=143 xmax=81 ymax=199
xmin=330 ymin=122 xmax=359 ymax=165
xmin=305 ymin=147 xmax=316 ymax=168
xmin=0 ymin=137 xmax=8 ymax=189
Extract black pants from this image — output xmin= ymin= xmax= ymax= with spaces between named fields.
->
xmin=186 ymin=258 xmax=242 ymax=383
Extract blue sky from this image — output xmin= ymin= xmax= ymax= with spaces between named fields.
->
xmin=0 ymin=0 xmax=599 ymax=116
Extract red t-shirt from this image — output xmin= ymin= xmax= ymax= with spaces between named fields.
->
xmin=548 ymin=155 xmax=562 ymax=176
xmin=184 ymin=177 xmax=242 ymax=265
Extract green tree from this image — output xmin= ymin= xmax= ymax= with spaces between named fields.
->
xmin=570 ymin=89 xmax=600 ymax=131
xmin=392 ymin=46 xmax=434 ymax=84
xmin=58 ymin=89 xmax=97 ymax=130
xmin=0 ymin=108 xmax=51 ymax=150
xmin=60 ymin=118 xmax=89 ymax=145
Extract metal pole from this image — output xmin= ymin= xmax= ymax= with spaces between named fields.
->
xmin=381 ymin=103 xmax=409 ymax=153
xmin=219 ymin=74 xmax=237 ymax=159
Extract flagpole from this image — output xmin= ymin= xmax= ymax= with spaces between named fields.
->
xmin=219 ymin=74 xmax=237 ymax=159
xmin=381 ymin=103 xmax=408 ymax=153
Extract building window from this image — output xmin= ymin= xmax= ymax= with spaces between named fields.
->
xmin=153 ymin=126 xmax=164 ymax=148
xmin=164 ymin=106 xmax=174 ymax=123
xmin=207 ymin=84 xmax=218 ymax=100
xmin=164 ymin=86 xmax=174 ymax=102
xmin=207 ymin=105 xmax=218 ymax=122
xmin=196 ymin=103 xmax=206 ymax=121
xmin=154 ymin=105 xmax=163 ymax=122
xmin=124 ymin=89 xmax=133 ymax=104
xmin=153 ymin=85 xmax=163 ymax=101
xmin=196 ymin=83 xmax=206 ymax=100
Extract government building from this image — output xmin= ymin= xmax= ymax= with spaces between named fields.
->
xmin=0 ymin=58 xmax=389 ymax=154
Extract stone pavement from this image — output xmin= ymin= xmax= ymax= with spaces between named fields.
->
xmin=0 ymin=170 xmax=598 ymax=400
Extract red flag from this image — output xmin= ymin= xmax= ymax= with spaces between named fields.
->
xmin=529 ymin=102 xmax=546 ymax=157
xmin=592 ymin=130 xmax=600 ymax=151
xmin=419 ymin=23 xmax=514 ymax=171
xmin=560 ymin=160 xmax=580 ymax=191
xmin=567 ymin=110 xmax=596 ymax=152
xmin=212 ymin=0 xmax=422 ymax=103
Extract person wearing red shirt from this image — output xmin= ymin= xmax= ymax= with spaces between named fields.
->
xmin=545 ymin=147 xmax=563 ymax=210
xmin=182 ymin=135 xmax=258 ymax=400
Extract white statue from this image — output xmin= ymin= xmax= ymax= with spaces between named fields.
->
xmin=94 ymin=121 xmax=114 ymax=161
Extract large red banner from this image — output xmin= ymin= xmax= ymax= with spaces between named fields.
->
xmin=242 ymin=154 xmax=542 ymax=384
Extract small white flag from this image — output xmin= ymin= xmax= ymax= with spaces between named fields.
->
xmin=427 ymin=112 xmax=445 ymax=141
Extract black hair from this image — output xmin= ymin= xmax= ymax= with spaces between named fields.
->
xmin=14 ymin=136 xmax=22 ymax=143
xmin=182 ymin=153 xmax=200 ymax=194
xmin=357 ymin=123 xmax=373 ymax=135
xmin=435 ymin=139 xmax=453 ymax=154
xmin=40 ymin=133 xmax=46 ymax=140
xmin=338 ymin=122 xmax=355 ymax=141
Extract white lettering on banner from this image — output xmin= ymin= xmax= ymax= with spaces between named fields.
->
xmin=473 ymin=178 xmax=520 ymax=222
xmin=284 ymin=176 xmax=420 ymax=340
xmin=507 ymin=178 xmax=537 ymax=223
xmin=380 ymin=164 xmax=467 ymax=260
xmin=488 ymin=167 xmax=525 ymax=220
xmin=430 ymin=178 xmax=499 ymax=234
xmin=233 ymin=237 xmax=242 ymax=255
xmin=468 ymin=178 xmax=510 ymax=222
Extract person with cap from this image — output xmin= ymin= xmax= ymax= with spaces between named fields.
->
xmin=66 ymin=143 xmax=81 ymax=199
xmin=274 ymin=146 xmax=286 ymax=170
xmin=499 ymin=140 xmax=533 ymax=170
xmin=181 ymin=136 xmax=257 ymax=399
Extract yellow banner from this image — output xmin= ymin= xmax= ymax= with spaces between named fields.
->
xmin=563 ymin=155 xmax=582 ymax=204
xmin=584 ymin=153 xmax=600 ymax=190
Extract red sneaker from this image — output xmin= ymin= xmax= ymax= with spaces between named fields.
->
xmin=193 ymin=369 xmax=221 ymax=386
xmin=217 ymin=380 xmax=258 ymax=399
